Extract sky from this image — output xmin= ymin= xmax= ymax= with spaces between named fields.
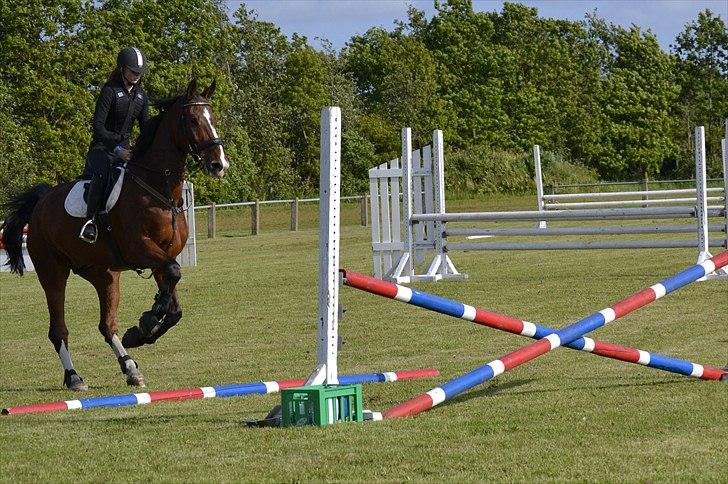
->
xmin=225 ymin=0 xmax=727 ymax=52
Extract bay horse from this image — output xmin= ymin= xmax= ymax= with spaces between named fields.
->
xmin=1 ymin=79 xmax=228 ymax=391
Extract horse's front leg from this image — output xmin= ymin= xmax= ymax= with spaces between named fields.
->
xmin=122 ymin=258 xmax=182 ymax=348
xmin=79 ymin=267 xmax=145 ymax=387
xmin=144 ymin=284 xmax=182 ymax=345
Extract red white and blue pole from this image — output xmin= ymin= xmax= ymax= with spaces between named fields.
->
xmin=342 ymin=270 xmax=728 ymax=382
xmin=2 ymin=368 xmax=439 ymax=416
xmin=369 ymin=251 xmax=728 ymax=418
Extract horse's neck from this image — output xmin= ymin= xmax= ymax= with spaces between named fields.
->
xmin=135 ymin=113 xmax=186 ymax=201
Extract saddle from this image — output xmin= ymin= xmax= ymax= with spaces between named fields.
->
xmin=64 ymin=164 xmax=126 ymax=218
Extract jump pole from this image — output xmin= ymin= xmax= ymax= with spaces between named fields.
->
xmin=375 ymin=250 xmax=728 ymax=419
xmin=342 ymin=269 xmax=728 ymax=381
xmin=2 ymin=369 xmax=440 ymax=416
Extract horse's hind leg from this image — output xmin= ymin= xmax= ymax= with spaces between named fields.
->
xmin=80 ymin=268 xmax=145 ymax=387
xmin=34 ymin=252 xmax=88 ymax=391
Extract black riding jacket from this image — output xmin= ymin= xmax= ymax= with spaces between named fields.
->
xmin=90 ymin=74 xmax=149 ymax=152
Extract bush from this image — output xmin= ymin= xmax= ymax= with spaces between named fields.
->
xmin=539 ymin=150 xmax=600 ymax=187
xmin=443 ymin=145 xmax=600 ymax=198
xmin=446 ymin=145 xmax=533 ymax=196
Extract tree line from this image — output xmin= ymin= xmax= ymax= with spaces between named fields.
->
xmin=1 ymin=0 xmax=726 ymax=203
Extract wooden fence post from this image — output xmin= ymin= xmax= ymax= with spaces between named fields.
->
xmin=251 ymin=200 xmax=260 ymax=235
xmin=360 ymin=194 xmax=368 ymax=226
xmin=207 ymin=203 xmax=216 ymax=239
xmin=291 ymin=198 xmax=299 ymax=231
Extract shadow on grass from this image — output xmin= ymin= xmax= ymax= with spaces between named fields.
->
xmin=0 ymin=406 xmax=250 ymax=424
xmin=0 ymin=381 xmax=160 ymax=394
xmin=440 ymin=379 xmax=535 ymax=409
xmin=0 ymin=386 xmax=76 ymax=394
xmin=506 ymin=377 xmax=687 ymax=398
xmin=440 ymin=376 xmax=693 ymax=411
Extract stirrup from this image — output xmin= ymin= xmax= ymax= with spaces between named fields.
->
xmin=79 ymin=219 xmax=98 ymax=243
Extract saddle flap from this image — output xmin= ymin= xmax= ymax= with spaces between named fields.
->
xmin=64 ymin=166 xmax=126 ymax=218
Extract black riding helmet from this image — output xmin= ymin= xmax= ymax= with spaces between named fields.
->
xmin=117 ymin=46 xmax=148 ymax=74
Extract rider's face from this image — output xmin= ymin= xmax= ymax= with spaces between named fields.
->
xmin=122 ymin=67 xmax=142 ymax=84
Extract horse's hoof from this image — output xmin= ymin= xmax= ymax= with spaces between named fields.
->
xmin=67 ymin=374 xmax=88 ymax=392
xmin=126 ymin=372 xmax=146 ymax=388
xmin=121 ymin=326 xmax=146 ymax=348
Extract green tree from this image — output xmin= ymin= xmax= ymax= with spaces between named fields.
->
xmin=0 ymin=82 xmax=36 ymax=202
xmin=0 ymin=0 xmax=92 ymax=183
xmin=417 ymin=0 xmax=505 ymax=148
xmin=673 ymin=9 xmax=728 ymax=177
xmin=344 ymin=25 xmax=446 ymax=157
xmin=226 ymin=5 xmax=297 ymax=199
xmin=282 ymin=38 xmax=371 ymax=195
xmin=588 ymin=19 xmax=679 ymax=178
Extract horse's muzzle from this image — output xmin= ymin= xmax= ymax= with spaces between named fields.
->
xmin=207 ymin=158 xmax=227 ymax=177
xmin=205 ymin=145 xmax=229 ymax=178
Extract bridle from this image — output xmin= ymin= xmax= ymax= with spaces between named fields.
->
xmin=181 ymin=101 xmax=223 ymax=169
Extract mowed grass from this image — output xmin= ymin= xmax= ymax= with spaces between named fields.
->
xmin=1 ymin=195 xmax=727 ymax=482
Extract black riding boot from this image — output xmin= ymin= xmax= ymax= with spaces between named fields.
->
xmin=79 ymin=173 xmax=106 ymax=243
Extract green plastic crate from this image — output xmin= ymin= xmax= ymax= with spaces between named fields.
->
xmin=281 ymin=384 xmax=363 ymax=427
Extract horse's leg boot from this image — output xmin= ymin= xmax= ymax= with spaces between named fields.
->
xmin=139 ymin=310 xmax=164 ymax=337
xmin=122 ymin=309 xmax=169 ymax=348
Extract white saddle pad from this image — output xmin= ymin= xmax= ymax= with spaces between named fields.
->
xmin=64 ymin=166 xmax=126 ymax=218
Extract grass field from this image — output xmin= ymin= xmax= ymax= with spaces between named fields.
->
xmin=1 ymin=195 xmax=727 ymax=482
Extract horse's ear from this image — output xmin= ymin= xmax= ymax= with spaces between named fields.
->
xmin=201 ymin=79 xmax=216 ymax=99
xmin=186 ymin=78 xmax=197 ymax=99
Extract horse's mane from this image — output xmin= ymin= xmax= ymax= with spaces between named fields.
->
xmin=132 ymin=95 xmax=183 ymax=159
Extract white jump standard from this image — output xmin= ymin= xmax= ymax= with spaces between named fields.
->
xmin=370 ymin=125 xmax=728 ymax=283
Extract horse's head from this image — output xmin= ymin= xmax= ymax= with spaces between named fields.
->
xmin=180 ymin=79 xmax=229 ymax=177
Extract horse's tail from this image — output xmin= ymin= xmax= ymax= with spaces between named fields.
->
xmin=1 ymin=184 xmax=52 ymax=275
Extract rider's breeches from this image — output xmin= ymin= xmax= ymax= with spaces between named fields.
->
xmin=82 ymin=146 xmax=113 ymax=180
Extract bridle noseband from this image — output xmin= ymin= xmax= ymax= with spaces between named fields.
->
xmin=181 ymin=101 xmax=223 ymax=166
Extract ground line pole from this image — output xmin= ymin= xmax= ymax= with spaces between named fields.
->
xmin=207 ymin=203 xmax=216 ymax=238
xmin=290 ymin=197 xmax=299 ymax=232
xmin=2 ymin=369 xmax=440 ymax=416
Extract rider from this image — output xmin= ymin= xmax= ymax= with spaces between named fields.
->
xmin=79 ymin=46 xmax=150 ymax=243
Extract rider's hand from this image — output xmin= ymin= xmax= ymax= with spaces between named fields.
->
xmin=118 ymin=148 xmax=132 ymax=161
